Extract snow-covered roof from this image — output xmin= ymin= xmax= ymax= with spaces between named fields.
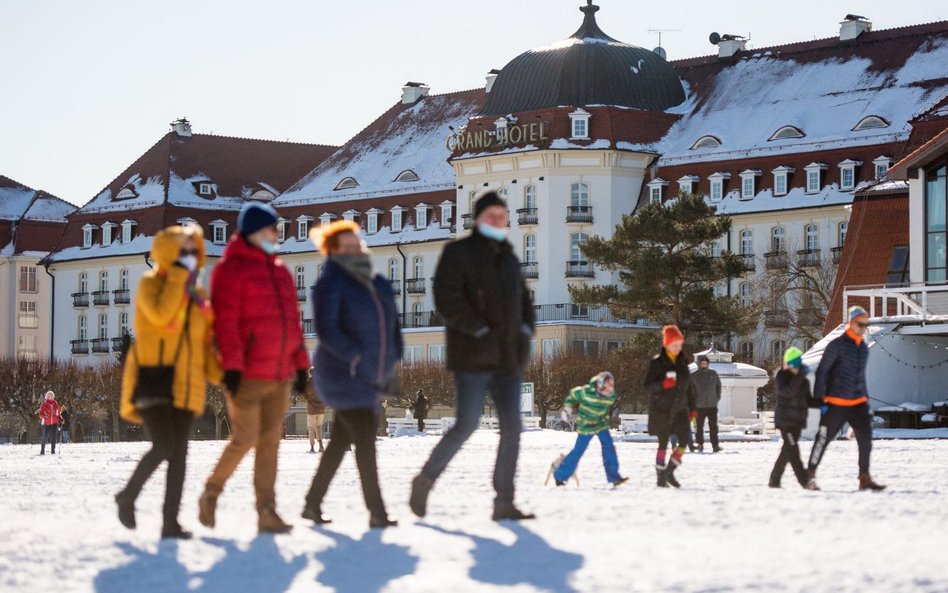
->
xmin=0 ymin=177 xmax=38 ymax=221
xmin=709 ymin=183 xmax=857 ymax=215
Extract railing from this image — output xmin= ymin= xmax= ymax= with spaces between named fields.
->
xmin=461 ymin=214 xmax=473 ymax=230
xmin=111 ymin=336 xmax=128 ymax=352
xmin=798 ymin=307 xmax=825 ymax=327
xmin=72 ymin=292 xmax=89 ymax=308
xmin=401 ymin=311 xmax=444 ymax=329
xmin=521 ymin=262 xmax=539 ymax=279
xmin=740 ymin=253 xmax=755 ymax=272
xmin=763 ymin=310 xmax=790 ymax=328
xmin=390 ymin=279 xmax=401 ymax=295
xmin=92 ymin=290 xmax=110 ymax=306
xmin=70 ymin=339 xmax=89 ymax=355
xmin=565 ymin=260 xmax=594 ymax=278
xmin=91 ymin=338 xmax=110 ymax=354
xmin=566 ymin=206 xmax=593 ymax=223
xmin=395 ymin=303 xmax=650 ymax=329
xmin=302 ymin=319 xmax=315 ymax=335
xmin=406 ymin=278 xmax=426 ymax=294
xmin=764 ymin=251 xmax=788 ymax=270
xmin=113 ymin=288 xmax=130 ymax=304
xmin=842 ymin=283 xmax=948 ymax=324
xmin=831 ymin=246 xmax=845 ymax=264
xmin=796 ymin=249 xmax=821 ymax=268
xmin=296 ymin=286 xmax=307 ymax=302
xmin=517 ymin=208 xmax=538 ymax=225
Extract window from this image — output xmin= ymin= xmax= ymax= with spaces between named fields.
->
xmin=295 ymin=265 xmax=306 ymax=289
xmin=739 ymin=170 xmax=760 ymax=199
xmin=78 ymin=315 xmax=88 ymax=341
xmin=388 ymin=258 xmax=400 ymax=281
xmin=297 ymin=217 xmax=311 ymax=240
xmin=415 ymin=205 xmax=429 ymax=229
xmin=805 ymin=224 xmax=818 ymax=251
xmin=570 ymin=183 xmax=589 ymax=207
xmin=737 ymin=341 xmax=754 ymax=362
xmin=838 ymin=221 xmax=849 ymax=247
xmin=571 ymin=339 xmax=599 ymax=357
xmin=874 ymin=156 xmax=892 ymax=180
xmin=119 ymin=311 xmax=130 ymax=336
xmin=394 ymin=170 xmax=420 ymax=182
xmin=691 ymin=135 xmax=722 ymax=150
xmin=542 ymin=338 xmax=562 ymax=360
xmin=524 ymin=234 xmax=537 ymax=263
xmin=804 ymin=163 xmax=827 ymax=193
xmin=121 ymin=220 xmax=136 ymax=243
xmin=119 ymin=268 xmax=129 ymax=291
xmin=678 ymin=176 xmax=698 ymax=196
xmin=367 ymin=210 xmax=381 ymax=234
xmin=391 ymin=208 xmax=403 ymax=232
xmin=403 ymin=345 xmax=424 ymax=363
xmin=412 ymin=256 xmax=424 ymax=279
xmin=79 ymin=272 xmax=88 ymax=294
xmin=98 ymin=313 xmax=108 ymax=340
xmin=440 ymin=202 xmax=453 ymax=228
xmin=319 ymin=213 xmax=334 ymax=228
xmin=199 ymin=183 xmax=213 ymax=196
xmin=886 ymin=246 xmax=910 ymax=285
xmin=606 ymin=341 xmax=624 ymax=353
xmin=740 ymin=229 xmax=753 ymax=255
xmin=411 ymin=302 xmax=424 ymax=324
xmin=98 ymin=270 xmax=108 ymax=292
xmin=838 ymin=159 xmax=862 ymax=191
xmin=428 ymin=344 xmax=446 ymax=362
xmin=739 ymin=282 xmax=752 ymax=307
xmin=176 ymin=217 xmax=198 ymax=229
xmin=524 ymin=185 xmax=536 ymax=210
xmin=925 ymin=163 xmax=947 ymax=281
xmin=17 ymin=335 xmax=37 ymax=359
xmin=772 ymin=166 xmax=793 ymax=196
xmin=570 ymin=303 xmax=589 ymax=318
xmin=708 ymin=172 xmax=730 ymax=201
xmin=101 ymin=223 xmax=115 ymax=245
xmin=274 ymin=219 xmax=285 ymax=243
xmin=647 ymin=179 xmax=668 ymax=204
xmin=771 ymin=227 xmax=785 ymax=252
xmin=18 ymin=301 xmax=38 ymax=328
xmin=768 ymin=126 xmax=805 ymax=141
xmin=771 ymin=340 xmax=787 ymax=363
xmin=710 ymin=240 xmax=722 ymax=258
xmin=334 ymin=177 xmax=358 ymax=191
xmin=82 ymin=225 xmax=96 ymax=248
xmin=570 ymin=232 xmax=588 ymax=261
xmin=569 ymin=108 xmax=591 ymax=139
xmin=852 ymin=116 xmax=889 ymax=131
xmin=211 ymin=221 xmax=227 ymax=244
xmin=19 ymin=266 xmax=37 ymax=293
xmin=343 ymin=210 xmax=357 ymax=223
xmin=115 ymin=187 xmax=136 ymax=200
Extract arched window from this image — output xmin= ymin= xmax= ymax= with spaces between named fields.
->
xmin=119 ymin=311 xmax=129 ymax=336
xmin=78 ymin=315 xmax=87 ymax=341
xmin=740 ymin=229 xmax=753 ymax=255
xmin=98 ymin=313 xmax=108 ymax=340
xmin=524 ymin=234 xmax=537 ymax=263
xmin=79 ymin=272 xmax=88 ymax=294
xmin=99 ymin=270 xmax=109 ymax=292
xmin=805 ymin=224 xmax=819 ymax=251
xmin=738 ymin=341 xmax=754 ymax=362
xmin=768 ymin=126 xmax=805 ymax=141
xmin=838 ymin=222 xmax=849 ymax=247
xmin=771 ymin=340 xmax=787 ymax=363
xmin=852 ymin=116 xmax=889 ymax=131
xmin=570 ymin=232 xmax=589 ymax=261
xmin=524 ymin=185 xmax=536 ymax=210
xmin=388 ymin=258 xmax=400 ymax=280
xmin=691 ymin=135 xmax=722 ymax=150
xmin=119 ymin=268 xmax=129 ymax=291
xmin=570 ymin=183 xmax=589 ymax=208
xmin=771 ymin=227 xmax=785 ymax=252
xmin=295 ymin=265 xmax=306 ymax=289
xmin=412 ymin=256 xmax=424 ymax=279
xmin=497 ymin=187 xmax=507 ymax=199
xmin=334 ymin=177 xmax=359 ymax=191
xmin=739 ymin=282 xmax=752 ymax=308
xmin=394 ymin=170 xmax=420 ymax=182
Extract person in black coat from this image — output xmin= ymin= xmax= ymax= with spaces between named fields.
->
xmin=413 ymin=391 xmax=429 ymax=432
xmin=770 ymin=347 xmax=822 ymax=488
xmin=644 ymin=325 xmax=697 ymax=488
xmin=411 ymin=191 xmax=536 ymax=522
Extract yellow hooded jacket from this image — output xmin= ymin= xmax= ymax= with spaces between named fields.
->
xmin=120 ymin=226 xmax=223 ymax=424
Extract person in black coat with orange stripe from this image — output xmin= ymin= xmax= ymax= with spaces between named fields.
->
xmin=770 ymin=347 xmax=822 ymax=488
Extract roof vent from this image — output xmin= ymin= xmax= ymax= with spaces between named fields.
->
xmin=709 ymin=32 xmax=747 ymax=58
xmin=401 ymin=82 xmax=430 ymax=105
xmin=839 ymin=14 xmax=871 ymax=41
xmin=170 ymin=117 xmax=192 ymax=138
xmin=485 ymin=69 xmax=502 ymax=93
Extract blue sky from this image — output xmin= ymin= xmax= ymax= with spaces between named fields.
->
xmin=1 ymin=0 xmax=943 ymax=205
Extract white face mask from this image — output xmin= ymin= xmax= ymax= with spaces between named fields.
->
xmin=258 ymin=240 xmax=280 ymax=255
xmin=177 ymin=254 xmax=198 ymax=272
xmin=477 ymin=223 xmax=508 ymax=242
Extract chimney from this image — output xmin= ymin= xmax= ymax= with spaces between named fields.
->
xmin=717 ymin=34 xmax=747 ymax=58
xmin=170 ymin=117 xmax=192 ymax=137
xmin=485 ymin=69 xmax=502 ymax=93
xmin=401 ymin=82 xmax=430 ymax=105
xmin=839 ymin=14 xmax=871 ymax=41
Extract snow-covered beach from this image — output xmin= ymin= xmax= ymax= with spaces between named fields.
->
xmin=2 ymin=430 xmax=945 ymax=593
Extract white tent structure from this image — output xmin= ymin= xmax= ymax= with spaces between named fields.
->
xmin=689 ymin=346 xmax=769 ymax=421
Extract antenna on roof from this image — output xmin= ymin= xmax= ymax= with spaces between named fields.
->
xmin=649 ymin=28 xmax=680 ymax=54
xmin=709 ymin=32 xmax=721 ymax=45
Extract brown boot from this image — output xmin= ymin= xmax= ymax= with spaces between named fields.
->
xmin=858 ymin=472 xmax=886 ymax=491
xmin=198 ymin=487 xmax=221 ymax=528
xmin=804 ymin=469 xmax=820 ymax=491
xmin=258 ymin=505 xmax=293 ymax=534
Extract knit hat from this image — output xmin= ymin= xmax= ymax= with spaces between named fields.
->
xmin=238 ymin=202 xmax=279 ymax=236
xmin=473 ymin=191 xmax=507 ymax=221
xmin=592 ymin=372 xmax=615 ymax=396
xmin=783 ymin=347 xmax=804 ymax=369
xmin=848 ymin=305 xmax=869 ymax=323
xmin=662 ymin=325 xmax=684 ymax=346
xmin=697 ymin=355 xmax=710 ymax=365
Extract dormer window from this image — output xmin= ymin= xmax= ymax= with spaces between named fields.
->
xmin=101 ymin=222 xmax=117 ymax=245
xmin=391 ymin=207 xmax=404 ymax=232
xmin=366 ymin=208 xmax=382 ymax=234
xmin=114 ymin=186 xmax=137 ymax=200
xmin=647 ymin=178 xmax=669 ymax=204
xmin=277 ymin=217 xmax=287 ymax=243
xmin=319 ymin=212 xmax=336 ymax=228
xmin=334 ymin=177 xmax=359 ymax=191
xmin=198 ymin=183 xmax=213 ymax=196
xmin=873 ymin=156 xmax=892 ymax=180
xmin=678 ymin=175 xmax=700 ymax=196
xmin=210 ymin=220 xmax=228 ymax=244
xmin=82 ymin=224 xmax=97 ymax=249
xmin=415 ymin=203 xmax=431 ymax=228
xmin=176 ymin=217 xmax=198 ymax=229
xmin=250 ymin=189 xmax=275 ymax=202
xmin=297 ymin=215 xmax=314 ymax=239
xmin=708 ymin=172 xmax=731 ymax=201
xmin=769 ymin=126 xmax=805 ymax=141
xmin=395 ymin=170 xmax=420 ymax=183
xmin=838 ymin=159 xmax=863 ymax=191
xmin=121 ymin=220 xmax=136 ymax=243
xmin=569 ymin=108 xmax=591 ymax=140
xmin=739 ymin=170 xmax=761 ymax=199
xmin=853 ymin=115 xmax=889 ymax=131
xmin=691 ymin=135 xmax=722 ymax=150
xmin=342 ymin=209 xmax=359 ymax=223
xmin=771 ymin=166 xmax=794 ymax=196
xmin=804 ymin=163 xmax=828 ymax=194
xmin=494 ymin=117 xmax=509 ymax=142
xmin=440 ymin=201 xmax=453 ymax=228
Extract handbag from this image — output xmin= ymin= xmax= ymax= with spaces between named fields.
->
xmin=131 ymin=306 xmax=190 ymax=410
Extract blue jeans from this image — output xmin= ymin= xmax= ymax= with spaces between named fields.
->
xmin=554 ymin=430 xmax=622 ymax=484
xmin=421 ymin=371 xmax=522 ymax=505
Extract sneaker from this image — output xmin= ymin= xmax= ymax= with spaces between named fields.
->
xmin=198 ymin=488 xmax=219 ymax=528
xmin=161 ymin=525 xmax=193 ymax=540
xmin=769 ymin=480 xmax=781 ymax=488
xmin=712 ymin=446 xmax=722 ymax=453
xmin=369 ymin=514 xmax=398 ymax=529
xmin=491 ymin=503 xmax=536 ymax=522
xmin=804 ymin=478 xmax=820 ymax=491
xmin=611 ymin=477 xmax=629 ymax=487
xmin=301 ymin=504 xmax=332 ymax=525
xmin=555 ymin=480 xmax=566 ymax=487
xmin=258 ymin=505 xmax=293 ymax=534
xmin=115 ymin=492 xmax=136 ymax=530
xmin=409 ymin=473 xmax=434 ymax=518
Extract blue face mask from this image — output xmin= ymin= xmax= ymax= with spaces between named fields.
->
xmin=259 ymin=240 xmax=280 ymax=255
xmin=477 ymin=223 xmax=508 ymax=242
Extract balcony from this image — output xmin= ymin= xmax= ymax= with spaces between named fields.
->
xmin=296 ymin=286 xmax=307 ymax=302
xmin=70 ymin=339 xmax=89 ymax=355
xmin=565 ymin=260 xmax=595 ymax=278
xmin=111 ymin=336 xmax=130 ymax=352
xmin=92 ymin=290 xmax=110 ymax=306
xmin=531 ymin=304 xmax=649 ymax=325
xmin=401 ymin=310 xmax=444 ymax=329
xmin=113 ymin=288 xmax=130 ymax=305
xmin=72 ymin=292 xmax=89 ymax=308
xmin=764 ymin=251 xmax=788 ymax=270
xmin=798 ymin=307 xmax=824 ymax=327
xmin=796 ymin=249 xmax=822 ymax=268
xmin=521 ymin=262 xmax=539 ymax=279
xmin=302 ymin=319 xmax=315 ymax=335
xmin=764 ymin=310 xmax=790 ymax=329
xmin=831 ymin=246 xmax=844 ymax=264
xmin=390 ymin=280 xmax=401 ymax=295
xmin=566 ymin=206 xmax=593 ymax=223
xmin=740 ymin=253 xmax=756 ymax=273
xmin=406 ymin=278 xmax=426 ymax=294
xmin=91 ymin=338 xmax=110 ymax=354
xmin=461 ymin=214 xmax=474 ymax=230
xmin=517 ymin=208 xmax=538 ymax=225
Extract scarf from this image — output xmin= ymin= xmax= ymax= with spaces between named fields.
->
xmin=334 ymin=254 xmax=376 ymax=288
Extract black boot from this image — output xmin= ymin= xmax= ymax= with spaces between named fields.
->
xmin=369 ymin=513 xmax=398 ymax=529
xmin=665 ymin=460 xmax=681 ymax=488
xmin=115 ymin=492 xmax=136 ymax=529
xmin=409 ymin=473 xmax=434 ymax=518
xmin=161 ymin=524 xmax=193 ymax=539
xmin=301 ymin=503 xmax=332 ymax=525
xmin=492 ymin=503 xmax=536 ymax=521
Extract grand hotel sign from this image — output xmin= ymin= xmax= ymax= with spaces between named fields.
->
xmin=446 ymin=122 xmax=550 ymax=152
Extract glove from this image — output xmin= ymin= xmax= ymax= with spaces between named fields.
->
xmin=293 ymin=369 xmax=309 ymax=395
xmin=561 ymin=407 xmax=573 ymax=423
xmin=820 ymin=404 xmax=829 ymax=416
xmin=662 ymin=377 xmax=677 ymax=390
xmin=223 ymin=370 xmax=242 ymax=396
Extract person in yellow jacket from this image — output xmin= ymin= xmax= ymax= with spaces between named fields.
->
xmin=115 ymin=225 xmax=222 ymax=539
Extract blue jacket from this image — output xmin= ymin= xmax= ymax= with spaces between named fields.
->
xmin=311 ymin=258 xmax=403 ymax=410
xmin=813 ymin=330 xmax=869 ymax=405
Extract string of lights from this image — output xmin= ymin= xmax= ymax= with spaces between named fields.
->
xmin=870 ymin=331 xmax=948 ymax=370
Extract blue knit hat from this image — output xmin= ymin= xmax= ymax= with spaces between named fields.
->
xmin=238 ymin=202 xmax=279 ymax=236
xmin=848 ymin=305 xmax=869 ymax=323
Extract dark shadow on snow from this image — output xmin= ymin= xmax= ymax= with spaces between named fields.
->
xmin=314 ymin=527 xmax=418 ymax=593
xmin=420 ymin=522 xmax=583 ymax=593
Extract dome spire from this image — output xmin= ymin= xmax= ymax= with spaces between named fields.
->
xmin=570 ymin=1 xmax=617 ymax=42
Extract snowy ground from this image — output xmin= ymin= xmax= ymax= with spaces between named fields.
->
xmin=2 ymin=431 xmax=946 ymax=593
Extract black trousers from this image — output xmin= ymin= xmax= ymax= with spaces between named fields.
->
xmin=119 ymin=407 xmax=194 ymax=528
xmin=695 ymin=407 xmax=719 ymax=448
xmin=770 ymin=428 xmax=807 ymax=486
xmin=417 ymin=418 xmax=426 ymax=431
xmin=40 ymin=425 xmax=58 ymax=454
xmin=306 ymin=408 xmax=386 ymax=516
xmin=808 ymin=403 xmax=873 ymax=474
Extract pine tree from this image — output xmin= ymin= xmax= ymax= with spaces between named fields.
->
xmin=570 ymin=193 xmax=758 ymax=339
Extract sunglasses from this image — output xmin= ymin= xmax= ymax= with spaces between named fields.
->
xmin=180 ymin=249 xmax=199 ymax=256
xmin=853 ymin=321 xmax=869 ymax=329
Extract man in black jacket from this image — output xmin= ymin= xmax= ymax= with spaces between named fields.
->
xmin=692 ymin=355 xmax=722 ymax=453
xmin=410 ymin=192 xmax=536 ymax=521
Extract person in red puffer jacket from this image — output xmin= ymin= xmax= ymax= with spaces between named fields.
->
xmin=38 ymin=391 xmax=61 ymax=455
xmin=199 ymin=202 xmax=310 ymax=534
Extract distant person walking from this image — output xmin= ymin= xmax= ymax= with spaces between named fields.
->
xmin=59 ymin=405 xmax=71 ymax=444
xmin=199 ymin=202 xmax=310 ymax=534
xmin=806 ymin=306 xmax=885 ymax=491
xmin=692 ymin=355 xmax=722 ymax=453
xmin=410 ymin=191 xmax=536 ymax=522
xmin=413 ymin=390 xmax=429 ymax=432
xmin=770 ymin=347 xmax=821 ymax=488
xmin=305 ymin=380 xmax=325 ymax=454
xmin=38 ymin=391 xmax=61 ymax=455
xmin=115 ymin=225 xmax=222 ymax=539
xmin=302 ymin=221 xmax=401 ymax=529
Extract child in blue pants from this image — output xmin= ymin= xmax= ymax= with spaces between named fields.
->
xmin=554 ymin=372 xmax=628 ymax=487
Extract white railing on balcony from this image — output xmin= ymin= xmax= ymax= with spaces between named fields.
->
xmin=843 ymin=283 xmax=948 ymax=324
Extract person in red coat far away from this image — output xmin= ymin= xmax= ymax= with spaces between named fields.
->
xmin=37 ymin=391 xmax=61 ymax=455
xmin=198 ymin=202 xmax=311 ymax=535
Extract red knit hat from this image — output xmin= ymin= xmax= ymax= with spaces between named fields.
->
xmin=662 ymin=325 xmax=684 ymax=347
